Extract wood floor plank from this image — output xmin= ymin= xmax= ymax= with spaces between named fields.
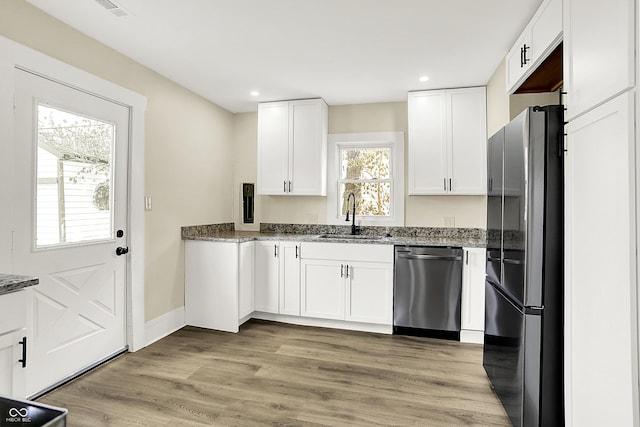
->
xmin=38 ymin=320 xmax=510 ymax=426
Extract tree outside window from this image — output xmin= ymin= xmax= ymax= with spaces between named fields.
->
xmin=339 ymin=147 xmax=391 ymax=217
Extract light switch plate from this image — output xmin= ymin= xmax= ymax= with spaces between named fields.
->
xmin=144 ymin=196 xmax=152 ymax=211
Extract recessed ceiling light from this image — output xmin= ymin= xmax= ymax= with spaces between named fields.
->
xmin=419 ymin=76 xmax=429 ymax=82
xmin=250 ymin=91 xmax=260 ymax=97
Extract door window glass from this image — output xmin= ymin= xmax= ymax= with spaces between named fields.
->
xmin=36 ymin=104 xmax=115 ymax=247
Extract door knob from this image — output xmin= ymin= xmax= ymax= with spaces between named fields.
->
xmin=116 ymin=247 xmax=129 ymax=256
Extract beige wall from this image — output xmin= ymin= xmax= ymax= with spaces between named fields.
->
xmin=486 ymin=59 xmax=511 ymax=137
xmin=237 ymin=101 xmax=488 ymax=229
xmin=0 ymin=1 xmax=235 ymax=321
xmin=509 ymin=91 xmax=561 ymax=119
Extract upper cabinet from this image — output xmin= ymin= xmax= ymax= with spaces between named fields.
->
xmin=257 ymin=98 xmax=328 ymax=195
xmin=506 ymin=0 xmax=563 ymax=94
xmin=408 ymin=87 xmax=487 ymax=195
xmin=563 ymin=0 xmax=635 ymax=120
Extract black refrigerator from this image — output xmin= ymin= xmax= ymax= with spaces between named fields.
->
xmin=483 ymin=105 xmax=564 ymax=427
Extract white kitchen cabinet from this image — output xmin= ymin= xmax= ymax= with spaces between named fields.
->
xmin=300 ymin=243 xmax=393 ymax=325
xmin=257 ymin=98 xmax=328 ymax=196
xmin=254 ymin=241 xmax=301 ymax=316
xmin=408 ymin=87 xmax=487 ymax=195
xmin=506 ymin=31 xmax=533 ymax=92
xmin=506 ymin=0 xmax=563 ymax=94
xmin=185 ymin=240 xmax=240 ymax=333
xmin=238 ymin=242 xmax=254 ymax=320
xmin=563 ymin=0 xmax=634 ymax=120
xmin=254 ymin=241 xmax=280 ymax=313
xmin=344 ymin=261 xmax=393 ymax=325
xmin=0 ymin=290 xmax=28 ymax=398
xmin=460 ymin=248 xmax=486 ymax=344
xmin=564 ymin=93 xmax=636 ymax=427
xmin=279 ymin=242 xmax=301 ymax=316
xmin=300 ymin=260 xmax=344 ymax=320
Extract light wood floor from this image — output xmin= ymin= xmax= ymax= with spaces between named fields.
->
xmin=38 ymin=320 xmax=510 ymax=426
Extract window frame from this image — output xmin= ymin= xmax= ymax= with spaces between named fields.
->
xmin=327 ymin=132 xmax=404 ymax=226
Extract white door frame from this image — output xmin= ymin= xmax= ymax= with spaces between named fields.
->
xmin=0 ymin=35 xmax=147 ymax=352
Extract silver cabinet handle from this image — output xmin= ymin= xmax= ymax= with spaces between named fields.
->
xmin=449 ymin=178 xmax=452 ymax=192
xmin=295 ymin=245 xmax=299 ymax=259
xmin=443 ymin=178 xmax=447 ymax=191
xmin=340 ymin=264 xmax=344 ymax=278
xmin=274 ymin=244 xmax=278 ymax=258
xmin=283 ymin=180 xmax=286 ymax=193
xmin=345 ymin=265 xmax=350 ymax=278
xmin=288 ymin=181 xmax=292 ymax=192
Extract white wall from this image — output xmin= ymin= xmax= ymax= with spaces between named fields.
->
xmin=0 ymin=1 xmax=235 ymax=321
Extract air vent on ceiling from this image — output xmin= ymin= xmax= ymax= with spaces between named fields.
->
xmin=94 ymin=0 xmax=129 ymax=17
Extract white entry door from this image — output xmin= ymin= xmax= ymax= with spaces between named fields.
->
xmin=12 ymin=69 xmax=129 ymax=397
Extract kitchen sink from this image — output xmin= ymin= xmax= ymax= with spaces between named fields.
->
xmin=317 ymin=234 xmax=386 ymax=240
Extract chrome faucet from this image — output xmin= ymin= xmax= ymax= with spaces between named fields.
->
xmin=345 ymin=192 xmax=357 ymax=235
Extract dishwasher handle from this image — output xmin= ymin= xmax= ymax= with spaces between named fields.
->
xmin=397 ymin=253 xmax=462 ymax=261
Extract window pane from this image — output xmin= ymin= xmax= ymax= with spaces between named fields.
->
xmin=36 ymin=104 xmax=114 ymax=247
xmin=340 ymin=147 xmax=390 ymax=180
xmin=340 ymin=182 xmax=391 ymax=217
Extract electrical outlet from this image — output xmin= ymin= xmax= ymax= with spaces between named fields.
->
xmin=444 ymin=216 xmax=455 ymax=227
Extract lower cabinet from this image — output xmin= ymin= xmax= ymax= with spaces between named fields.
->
xmin=0 ymin=290 xmax=28 ymax=398
xmin=238 ymin=242 xmax=255 ymax=320
xmin=300 ymin=243 xmax=394 ymax=326
xmin=254 ymin=241 xmax=301 ymax=315
xmin=185 ymin=240 xmax=242 ymax=333
xmin=254 ymin=242 xmax=280 ymax=313
xmin=460 ymin=247 xmax=486 ymax=343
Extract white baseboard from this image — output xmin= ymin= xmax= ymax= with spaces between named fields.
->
xmin=252 ymin=312 xmax=393 ymax=334
xmin=460 ymin=329 xmax=484 ymax=344
xmin=144 ymin=306 xmax=186 ymax=347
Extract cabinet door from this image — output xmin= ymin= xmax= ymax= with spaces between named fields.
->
xmin=254 ymin=242 xmax=280 ymax=313
xmin=300 ymin=259 xmax=344 ymax=320
xmin=0 ymin=329 xmax=27 ymax=399
xmin=408 ymin=90 xmax=448 ymax=195
xmin=461 ymin=248 xmax=486 ymax=332
xmin=564 ymin=93 xmax=636 ymax=426
xmin=238 ymin=242 xmax=254 ymax=320
xmin=505 ymin=30 xmax=532 ymax=93
xmin=530 ymin=0 xmax=562 ymax=62
xmin=564 ymin=0 xmax=634 ymax=120
xmin=257 ymin=102 xmax=289 ymax=195
xmin=279 ymin=242 xmax=301 ymax=316
xmin=185 ymin=241 xmax=239 ymax=332
xmin=345 ymin=262 xmax=393 ymax=325
xmin=289 ymin=99 xmax=327 ymax=196
xmin=448 ymin=88 xmax=487 ymax=195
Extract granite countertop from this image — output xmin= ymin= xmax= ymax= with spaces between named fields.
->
xmin=0 ymin=274 xmax=39 ymax=296
xmin=182 ymin=223 xmax=486 ymax=248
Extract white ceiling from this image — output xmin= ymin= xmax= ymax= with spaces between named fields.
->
xmin=26 ymin=0 xmax=542 ymax=113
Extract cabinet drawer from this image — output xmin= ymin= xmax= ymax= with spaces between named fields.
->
xmin=0 ymin=291 xmax=27 ymax=334
xmin=301 ymin=242 xmax=393 ymax=263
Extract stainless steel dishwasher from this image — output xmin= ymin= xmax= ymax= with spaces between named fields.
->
xmin=393 ymin=246 xmax=463 ymax=339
